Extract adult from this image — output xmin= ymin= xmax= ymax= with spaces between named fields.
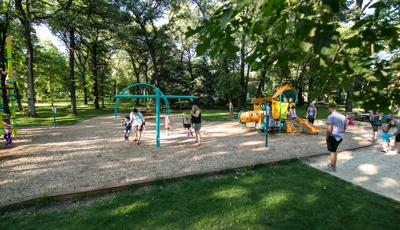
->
xmin=306 ymin=103 xmax=317 ymax=124
xmin=191 ymin=105 xmax=202 ymax=144
xmin=326 ymin=104 xmax=346 ymax=172
xmin=369 ymin=111 xmax=382 ymax=141
xmin=130 ymin=108 xmax=145 ymax=145
xmin=394 ymin=116 xmax=400 ymax=154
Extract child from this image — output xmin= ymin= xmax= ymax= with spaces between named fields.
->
xmin=379 ymin=124 xmax=391 ymax=152
xmin=183 ymin=117 xmax=193 ymax=137
xmin=3 ymin=119 xmax=12 ymax=146
xmin=121 ymin=115 xmax=131 ymax=141
xmin=347 ymin=114 xmax=356 ymax=126
xmin=289 ymin=101 xmax=297 ymax=120
xmin=165 ymin=115 xmax=171 ymax=136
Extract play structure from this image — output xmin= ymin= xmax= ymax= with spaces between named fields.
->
xmin=114 ymin=83 xmax=195 ymax=147
xmin=239 ymin=84 xmax=321 ymax=134
xmin=0 ymin=36 xmax=17 ymax=137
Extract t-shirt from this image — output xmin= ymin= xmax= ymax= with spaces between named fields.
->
xmin=327 ymin=112 xmax=346 ymax=140
xmin=130 ymin=112 xmax=144 ymax=126
xmin=307 ymin=107 xmax=316 ymax=118
xmin=379 ymin=132 xmax=391 ymax=142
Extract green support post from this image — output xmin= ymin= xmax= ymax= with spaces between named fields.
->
xmin=155 ymin=88 xmax=161 ymax=148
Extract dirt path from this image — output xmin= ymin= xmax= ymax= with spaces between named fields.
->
xmin=0 ymin=115 xmax=372 ymax=206
xmin=305 ymin=125 xmax=400 ymax=201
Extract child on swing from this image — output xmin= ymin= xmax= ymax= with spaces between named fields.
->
xmin=165 ymin=115 xmax=171 ymax=136
xmin=183 ymin=117 xmax=193 ymax=137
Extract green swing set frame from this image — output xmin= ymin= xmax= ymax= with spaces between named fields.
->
xmin=114 ymin=83 xmax=196 ymax=148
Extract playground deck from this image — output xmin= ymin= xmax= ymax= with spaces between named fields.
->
xmin=0 ymin=115 xmax=372 ymax=207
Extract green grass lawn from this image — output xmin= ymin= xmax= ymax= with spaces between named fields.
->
xmin=1 ymin=160 xmax=399 ymax=229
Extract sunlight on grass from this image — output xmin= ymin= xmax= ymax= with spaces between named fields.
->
xmin=262 ymin=191 xmax=290 ymax=208
xmin=212 ymin=186 xmax=248 ymax=199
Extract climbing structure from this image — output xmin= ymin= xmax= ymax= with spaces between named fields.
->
xmin=239 ymin=84 xmax=321 ymax=134
xmin=0 ymin=36 xmax=17 ymax=137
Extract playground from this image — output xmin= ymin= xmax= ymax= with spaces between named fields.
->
xmin=0 ymin=113 xmax=373 ymax=207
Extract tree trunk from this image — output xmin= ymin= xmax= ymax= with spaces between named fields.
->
xmin=345 ymin=82 xmax=355 ymax=112
xmin=14 ymin=81 xmax=23 ymax=111
xmin=307 ymin=77 xmax=314 ymax=104
xmin=238 ymin=35 xmax=246 ymax=109
xmin=101 ymin=72 xmax=105 ymax=108
xmin=15 ymin=0 xmax=36 ymax=116
xmin=1 ymin=72 xmax=10 ymax=114
xmin=149 ymin=47 xmax=159 ymax=87
xmin=244 ymin=63 xmax=250 ymax=100
xmin=187 ymin=50 xmax=194 ymax=83
xmin=113 ymin=80 xmax=116 ymax=103
xmin=69 ymin=28 xmax=77 ymax=114
xmin=256 ymin=66 xmax=267 ymax=98
xmin=130 ymin=56 xmax=140 ymax=105
xmin=1 ymin=31 xmax=11 ymax=114
xmin=91 ymin=45 xmax=99 ymax=109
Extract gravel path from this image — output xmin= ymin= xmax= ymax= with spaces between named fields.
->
xmin=0 ymin=115 xmax=372 ymax=206
xmin=305 ymin=124 xmax=400 ymax=201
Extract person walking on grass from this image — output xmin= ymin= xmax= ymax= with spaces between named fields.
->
xmin=191 ymin=105 xmax=202 ymax=145
xmin=130 ymin=108 xmax=145 ymax=145
xmin=306 ymin=103 xmax=317 ymax=124
xmin=326 ymin=104 xmax=347 ymax=172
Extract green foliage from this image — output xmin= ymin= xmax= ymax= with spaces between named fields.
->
xmin=34 ymin=41 xmax=69 ymax=102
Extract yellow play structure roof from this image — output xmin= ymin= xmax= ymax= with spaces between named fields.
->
xmin=272 ymin=84 xmax=298 ymax=99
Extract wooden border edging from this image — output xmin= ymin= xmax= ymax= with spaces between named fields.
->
xmin=0 ymin=143 xmax=377 ymax=212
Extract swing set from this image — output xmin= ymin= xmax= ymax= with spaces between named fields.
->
xmin=114 ymin=83 xmax=196 ymax=148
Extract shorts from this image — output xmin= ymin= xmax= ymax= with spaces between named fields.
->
xmin=183 ymin=124 xmax=191 ymax=129
xmin=194 ymin=123 xmax=201 ymax=131
xmin=327 ymin=135 xmax=343 ymax=152
xmin=308 ymin=117 xmax=315 ymax=124
xmin=372 ymin=125 xmax=379 ymax=132
xmin=124 ymin=125 xmax=132 ymax=132
xmin=396 ymin=133 xmax=400 ymax=143
xmin=133 ymin=122 xmax=145 ymax=132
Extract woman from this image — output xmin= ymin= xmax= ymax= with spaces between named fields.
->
xmin=306 ymin=103 xmax=317 ymax=124
xmin=369 ymin=111 xmax=382 ymax=141
xmin=191 ymin=105 xmax=202 ymax=145
xmin=130 ymin=108 xmax=145 ymax=145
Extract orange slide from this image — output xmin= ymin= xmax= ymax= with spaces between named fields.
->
xmin=294 ymin=117 xmax=322 ymax=134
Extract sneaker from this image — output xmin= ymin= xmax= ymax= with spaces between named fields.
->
xmin=327 ymin=163 xmax=336 ymax=172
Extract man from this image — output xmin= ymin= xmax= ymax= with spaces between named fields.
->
xmin=326 ymin=104 xmax=346 ymax=172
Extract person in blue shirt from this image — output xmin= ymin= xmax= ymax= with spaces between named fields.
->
xmin=379 ymin=124 xmax=392 ymax=152
xmin=130 ymin=108 xmax=145 ymax=145
xmin=326 ymin=104 xmax=347 ymax=172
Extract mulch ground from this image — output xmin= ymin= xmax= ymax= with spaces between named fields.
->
xmin=0 ymin=115 xmax=372 ymax=206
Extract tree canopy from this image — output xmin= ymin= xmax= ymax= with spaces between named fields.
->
xmin=0 ymin=0 xmax=398 ymax=115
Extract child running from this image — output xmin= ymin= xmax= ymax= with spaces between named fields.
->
xmin=121 ymin=114 xmax=131 ymax=141
xmin=183 ymin=117 xmax=193 ymax=137
xmin=379 ymin=124 xmax=391 ymax=152
xmin=3 ymin=119 xmax=12 ymax=147
xmin=165 ymin=115 xmax=171 ymax=136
